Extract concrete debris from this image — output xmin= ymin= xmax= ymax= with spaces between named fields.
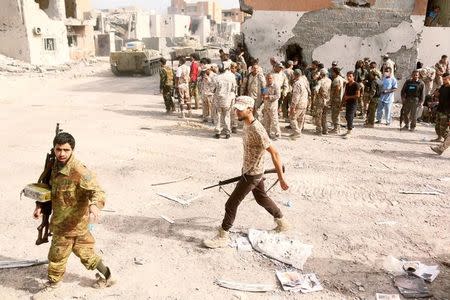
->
xmin=0 ymin=259 xmax=48 ymax=269
xmin=160 ymin=215 xmax=175 ymax=224
xmin=376 ymin=294 xmax=401 ymax=300
xmin=394 ymin=275 xmax=432 ymax=298
xmin=276 ymin=271 xmax=323 ymax=293
xmin=248 ymin=229 xmax=312 ymax=270
xmin=157 ymin=192 xmax=200 ymax=206
xmin=215 ymin=279 xmax=276 ymax=292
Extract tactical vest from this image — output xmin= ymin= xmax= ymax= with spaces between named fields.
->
xmin=405 ymin=80 xmax=421 ymax=98
xmin=164 ymin=66 xmax=174 ymax=86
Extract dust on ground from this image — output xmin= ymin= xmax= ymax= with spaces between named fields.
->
xmin=0 ymin=61 xmax=449 ymax=299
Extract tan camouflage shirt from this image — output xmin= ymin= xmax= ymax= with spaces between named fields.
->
xmin=50 ymin=155 xmax=105 ymax=236
xmin=242 ymin=120 xmax=271 ymax=175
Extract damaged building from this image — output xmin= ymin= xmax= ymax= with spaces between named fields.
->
xmin=240 ymin=0 xmax=450 ymax=79
xmin=0 ymin=0 xmax=96 ymax=65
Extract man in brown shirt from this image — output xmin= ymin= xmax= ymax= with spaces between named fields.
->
xmin=203 ymin=96 xmax=289 ymax=249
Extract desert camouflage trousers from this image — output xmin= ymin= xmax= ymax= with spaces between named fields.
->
xmin=314 ymin=104 xmax=328 ymax=134
xmin=290 ymin=103 xmax=308 ymax=134
xmin=263 ymin=100 xmax=281 ymax=136
xmin=330 ymin=98 xmax=342 ymax=127
xmin=48 ymin=231 xmax=101 ymax=283
xmin=435 ymin=112 xmax=449 ymax=139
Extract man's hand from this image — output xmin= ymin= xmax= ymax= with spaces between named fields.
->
xmin=279 ymin=178 xmax=289 ymax=191
xmin=33 ymin=205 xmax=42 ymax=219
xmin=89 ymin=204 xmax=100 ymax=223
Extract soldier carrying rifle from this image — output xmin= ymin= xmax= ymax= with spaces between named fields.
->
xmin=203 ymin=96 xmax=290 ymax=249
xmin=32 ymin=130 xmax=113 ymax=297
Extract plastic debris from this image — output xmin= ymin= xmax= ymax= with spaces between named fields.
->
xmin=276 ymin=271 xmax=323 ymax=293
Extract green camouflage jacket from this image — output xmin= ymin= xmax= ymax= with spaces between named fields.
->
xmin=50 ymin=155 xmax=105 ymax=236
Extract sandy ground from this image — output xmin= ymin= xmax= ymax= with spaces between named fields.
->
xmin=0 ymin=62 xmax=449 ymax=300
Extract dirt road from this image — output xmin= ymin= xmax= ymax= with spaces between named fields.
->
xmin=0 ymin=64 xmax=448 ymax=299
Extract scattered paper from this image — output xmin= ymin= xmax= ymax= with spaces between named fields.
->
xmin=157 ymin=192 xmax=200 ymax=205
xmin=0 ymin=259 xmax=48 ymax=269
xmin=413 ymin=263 xmax=440 ymax=283
xmin=375 ymin=220 xmax=398 ymax=226
xmin=399 ymin=190 xmax=440 ymax=195
xmin=276 ymin=271 xmax=323 ymax=293
xmin=160 ymin=215 xmax=175 ymax=224
xmin=383 ymin=256 xmax=440 ymax=282
xmin=248 ymin=229 xmax=312 ymax=270
xmin=151 ymin=176 xmax=192 ymax=186
xmin=215 ymin=279 xmax=275 ymax=292
xmin=376 ymin=293 xmax=400 ymax=300
xmin=234 ymin=237 xmax=252 ymax=252
xmin=394 ymin=275 xmax=432 ymax=298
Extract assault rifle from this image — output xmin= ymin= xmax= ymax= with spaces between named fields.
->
xmin=35 ymin=123 xmax=63 ymax=245
xmin=203 ymin=166 xmax=285 ymax=191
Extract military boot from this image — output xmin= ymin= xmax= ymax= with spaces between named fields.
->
xmin=342 ymin=129 xmax=352 ymax=139
xmin=32 ymin=281 xmax=60 ymax=300
xmin=203 ymin=228 xmax=230 ymax=249
xmin=329 ymin=125 xmax=340 ymax=134
xmin=273 ymin=217 xmax=289 ymax=233
xmin=430 ymin=146 xmax=443 ymax=155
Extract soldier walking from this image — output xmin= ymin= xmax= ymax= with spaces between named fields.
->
xmin=200 ymin=64 xmax=216 ymax=123
xmin=330 ymin=67 xmax=346 ymax=134
xmin=314 ymin=69 xmax=332 ymax=135
xmin=176 ymin=57 xmax=191 ymax=118
xmin=33 ymin=133 xmax=112 ymax=297
xmin=159 ymin=58 xmax=175 ymax=113
xmin=241 ymin=61 xmax=266 ymax=119
xmin=203 ymin=96 xmax=289 ymax=249
xmin=213 ymin=61 xmax=237 ymax=139
xmin=263 ymin=74 xmax=282 ymax=140
xmin=289 ymin=69 xmax=310 ymax=138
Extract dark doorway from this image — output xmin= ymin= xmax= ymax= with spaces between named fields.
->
xmin=285 ymin=44 xmax=303 ymax=64
xmin=65 ymin=0 xmax=77 ymax=19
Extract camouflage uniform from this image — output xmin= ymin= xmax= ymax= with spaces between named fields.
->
xmin=290 ymin=77 xmax=310 ymax=135
xmin=48 ymin=155 xmax=105 ymax=283
xmin=242 ymin=71 xmax=266 ymax=119
xmin=176 ymin=64 xmax=191 ymax=113
xmin=314 ymin=76 xmax=332 ymax=134
xmin=213 ymin=70 xmax=237 ymax=135
xmin=263 ymin=82 xmax=281 ymax=137
xmin=330 ymin=75 xmax=346 ymax=132
xmin=283 ymin=68 xmax=295 ymax=119
xmin=160 ymin=65 xmax=175 ymax=112
xmin=201 ymin=72 xmax=216 ymax=122
xmin=271 ymin=70 xmax=289 ymax=115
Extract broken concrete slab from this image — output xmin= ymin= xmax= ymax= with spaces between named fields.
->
xmin=248 ymin=229 xmax=312 ymax=270
xmin=215 ymin=279 xmax=276 ymax=292
xmin=0 ymin=259 xmax=48 ymax=269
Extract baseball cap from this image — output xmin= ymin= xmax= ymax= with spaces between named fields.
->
xmin=332 ymin=61 xmax=338 ymax=66
xmin=294 ymin=69 xmax=302 ymax=76
xmin=234 ymin=96 xmax=255 ymax=111
xmin=222 ymin=61 xmax=231 ymax=70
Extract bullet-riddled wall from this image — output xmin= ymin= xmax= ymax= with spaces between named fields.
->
xmin=240 ymin=0 xmax=450 ymax=79
xmin=0 ymin=0 xmax=69 ymax=65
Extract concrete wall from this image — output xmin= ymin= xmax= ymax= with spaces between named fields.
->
xmin=0 ymin=0 xmax=31 ymax=62
xmin=0 ymin=0 xmax=69 ymax=65
xmin=95 ymin=31 xmax=115 ymax=56
xmin=150 ymin=14 xmax=161 ymax=37
xmin=192 ymin=16 xmax=210 ymax=45
xmin=241 ymin=0 xmax=449 ymax=81
xmin=159 ymin=14 xmax=191 ymax=38
xmin=134 ymin=11 xmax=150 ymax=40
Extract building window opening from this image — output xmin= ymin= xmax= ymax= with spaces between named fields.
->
xmin=285 ymin=44 xmax=303 ymax=67
xmin=44 ymin=38 xmax=56 ymax=51
xmin=345 ymin=1 xmax=371 ymax=7
xmin=65 ymin=0 xmax=77 ymax=19
xmin=35 ymin=0 xmax=49 ymax=10
xmin=68 ymin=35 xmax=78 ymax=47
xmin=425 ymin=0 xmax=450 ymax=26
